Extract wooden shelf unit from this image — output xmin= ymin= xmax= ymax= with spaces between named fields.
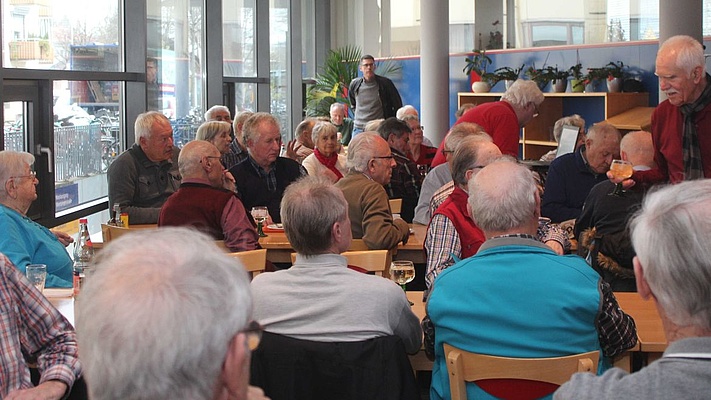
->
xmin=457 ymin=92 xmax=650 ymax=160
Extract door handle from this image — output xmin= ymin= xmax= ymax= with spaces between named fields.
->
xmin=36 ymin=145 xmax=53 ymax=174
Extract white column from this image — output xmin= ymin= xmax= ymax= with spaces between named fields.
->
xmin=420 ymin=0 xmax=450 ymax=146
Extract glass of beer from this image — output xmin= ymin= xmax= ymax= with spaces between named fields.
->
xmin=250 ymin=206 xmax=269 ymax=237
xmin=608 ymin=159 xmax=633 ymax=196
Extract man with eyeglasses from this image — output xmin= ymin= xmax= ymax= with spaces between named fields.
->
xmin=158 ymin=141 xmax=259 ymax=252
xmin=107 ymin=111 xmax=181 ymax=224
xmin=74 ymin=227 xmax=268 ymax=400
xmin=335 ymin=132 xmax=410 ymax=250
xmin=348 ymin=55 xmax=403 ymax=139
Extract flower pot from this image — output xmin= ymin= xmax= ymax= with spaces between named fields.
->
xmin=552 ymin=79 xmax=567 ymax=93
xmin=570 ymin=79 xmax=585 ymax=93
xmin=471 ymin=81 xmax=491 ymax=93
xmin=607 ymin=77 xmax=622 ymax=93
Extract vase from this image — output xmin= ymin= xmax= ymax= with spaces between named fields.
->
xmin=471 ymin=81 xmax=491 ymax=93
xmin=607 ymin=77 xmax=622 ymax=93
xmin=552 ymin=79 xmax=567 ymax=93
xmin=570 ymin=79 xmax=585 ymax=93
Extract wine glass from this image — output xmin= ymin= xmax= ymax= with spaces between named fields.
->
xmin=250 ymin=206 xmax=269 ymax=237
xmin=390 ymin=260 xmax=416 ymax=305
xmin=608 ymin=159 xmax=633 ymax=196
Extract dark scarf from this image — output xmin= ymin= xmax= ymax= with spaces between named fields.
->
xmin=679 ymin=73 xmax=711 ymax=180
xmin=314 ymin=148 xmax=343 ymax=180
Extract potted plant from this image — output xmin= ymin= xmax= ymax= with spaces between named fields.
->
xmin=494 ymin=65 xmax=524 ymax=90
xmin=584 ymin=67 xmax=609 ymax=92
xmin=569 ymin=63 xmax=585 ymax=92
xmin=526 ymin=64 xmax=550 ymax=91
xmin=547 ymin=65 xmax=570 ymax=93
xmin=464 ymin=49 xmax=496 ymax=92
xmin=605 ymin=61 xmax=625 ymax=92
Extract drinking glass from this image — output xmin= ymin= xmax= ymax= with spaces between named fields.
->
xmin=608 ymin=159 xmax=633 ymax=196
xmin=250 ymin=206 xmax=269 ymax=237
xmin=390 ymin=260 xmax=416 ymax=305
xmin=26 ymin=264 xmax=47 ymax=293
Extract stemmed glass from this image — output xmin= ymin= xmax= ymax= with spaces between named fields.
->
xmin=250 ymin=206 xmax=269 ymax=237
xmin=390 ymin=260 xmax=416 ymax=305
xmin=608 ymin=159 xmax=633 ymax=196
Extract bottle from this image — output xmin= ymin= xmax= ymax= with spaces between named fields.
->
xmin=73 ymin=218 xmax=94 ymax=297
xmin=109 ymin=203 xmax=122 ymax=227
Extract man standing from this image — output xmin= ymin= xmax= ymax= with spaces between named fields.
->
xmin=542 ymin=123 xmax=621 ymax=223
xmin=330 ymin=102 xmax=354 ymax=146
xmin=107 ymin=111 xmax=180 ymax=224
xmin=556 ymin=180 xmax=711 ymax=399
xmin=335 ymin=132 xmax=409 ymax=250
xmin=158 ymin=141 xmax=259 ymax=252
xmin=377 ymin=117 xmax=422 ymax=223
xmin=348 ymin=55 xmax=403 ymax=138
xmin=427 ymin=159 xmax=637 ymax=400
xmin=228 ymin=113 xmax=305 ymax=224
xmin=75 ymin=228 xmax=267 ymax=400
xmin=252 ymin=177 xmax=421 ymax=353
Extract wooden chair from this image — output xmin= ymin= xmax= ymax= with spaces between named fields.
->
xmin=290 ymin=250 xmax=389 ymax=277
xmin=389 ymin=198 xmax=402 ymax=214
xmin=347 ymin=239 xmax=394 ymax=275
xmin=101 ymin=223 xmax=157 ymax=243
xmin=444 ymin=343 xmax=599 ymax=400
xmin=227 ymin=249 xmax=267 ymax=279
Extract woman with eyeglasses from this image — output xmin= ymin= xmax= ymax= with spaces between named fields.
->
xmin=401 ymin=115 xmax=437 ymax=172
xmin=0 ymin=151 xmax=74 ymax=288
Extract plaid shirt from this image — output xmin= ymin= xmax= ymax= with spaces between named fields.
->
xmin=247 ymin=156 xmax=279 ymax=192
xmin=221 ymin=140 xmax=249 ymax=171
xmin=0 ymin=254 xmax=81 ymax=397
xmin=386 ymin=149 xmax=422 ymax=208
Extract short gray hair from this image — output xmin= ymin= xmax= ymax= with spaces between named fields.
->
xmin=242 ymin=112 xmax=279 ymax=146
xmin=134 ymin=111 xmax=170 ymax=144
xmin=295 ymin=118 xmax=316 ymax=141
xmin=346 ymin=132 xmax=381 ymax=173
xmin=468 ymin=157 xmax=538 ymax=233
xmin=0 ymin=150 xmax=34 ymax=195
xmin=450 ymin=136 xmax=497 ymax=187
xmin=329 ymin=102 xmax=346 ymax=114
xmin=311 ymin=121 xmax=338 ymax=144
xmin=204 ymin=105 xmax=231 ymax=121
xmin=281 ymin=176 xmax=347 ymax=255
xmin=553 ymin=114 xmax=585 ymax=143
xmin=396 ymin=105 xmax=418 ymax=120
xmin=587 ymin=122 xmax=621 ymax=143
xmin=501 ymin=79 xmax=544 ymax=109
xmin=195 ymin=121 xmax=231 ymax=143
xmin=232 ymin=111 xmax=254 ymax=144
xmin=630 ymin=180 xmax=711 ymax=331
xmin=658 ymin=35 xmax=706 ymax=76
xmin=445 ymin=123 xmax=491 ymax=152
xmin=76 ymin=227 xmax=252 ymax=400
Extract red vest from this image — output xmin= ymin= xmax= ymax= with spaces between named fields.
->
xmin=433 ymin=186 xmax=486 ymax=258
xmin=158 ymin=183 xmax=234 ymax=240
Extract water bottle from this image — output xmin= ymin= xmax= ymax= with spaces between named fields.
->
xmin=73 ymin=218 xmax=94 ymax=296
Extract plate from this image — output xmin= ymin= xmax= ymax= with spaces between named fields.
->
xmin=265 ymin=223 xmax=284 ymax=232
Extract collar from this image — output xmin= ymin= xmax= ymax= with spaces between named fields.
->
xmin=478 ymin=234 xmax=551 ymax=253
xmin=181 ymin=177 xmax=213 ymax=186
xmin=247 ymin=155 xmax=274 ymax=177
xmin=131 ymin=143 xmax=173 ymax=169
xmin=663 ymin=337 xmax=711 ymax=359
xmin=292 ymin=253 xmax=348 ymax=268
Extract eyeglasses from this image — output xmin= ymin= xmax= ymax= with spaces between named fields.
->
xmin=532 ymin=103 xmax=540 ymax=118
xmin=413 ymin=125 xmax=424 ymax=131
xmin=9 ymin=171 xmax=37 ymax=181
xmin=241 ymin=320 xmax=263 ymax=351
xmin=442 ymin=149 xmax=454 ymax=154
xmin=361 ymin=63 xmax=375 ymax=69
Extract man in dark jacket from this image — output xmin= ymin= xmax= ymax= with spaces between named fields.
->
xmin=348 ymin=55 xmax=403 ymax=138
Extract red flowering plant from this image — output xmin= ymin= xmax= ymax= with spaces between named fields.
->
xmin=605 ymin=61 xmax=625 ymax=81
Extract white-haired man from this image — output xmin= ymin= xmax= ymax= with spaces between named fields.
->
xmin=557 ymin=179 xmax=711 ymax=398
xmin=75 ymin=228 xmax=268 ymax=400
xmin=107 ymin=111 xmax=180 ymax=224
xmin=330 ymin=102 xmax=354 ymax=146
xmin=427 ymin=159 xmax=637 ymax=400
xmin=335 ymin=132 xmax=410 ymax=250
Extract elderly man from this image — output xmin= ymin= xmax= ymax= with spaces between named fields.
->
xmin=286 ymin=118 xmax=316 ymax=164
xmin=376 ymin=117 xmax=422 ymax=223
xmin=348 ymin=55 xmax=403 ymax=138
xmin=413 ymin=123 xmax=486 ymax=225
xmin=335 ymin=132 xmax=409 ymax=250
xmin=158 ymin=141 xmax=259 ymax=252
xmin=222 ymin=110 xmax=252 ymax=170
xmin=107 ymin=111 xmax=180 ymax=224
xmin=574 ymin=131 xmax=655 ymax=292
xmin=251 ymin=176 xmax=421 ymax=353
xmin=75 ymin=228 xmax=267 ymax=400
xmin=204 ymin=105 xmax=232 ymax=123
xmin=228 ymin=112 xmax=305 ymax=224
xmin=0 ymin=253 xmax=81 ymax=399
xmin=557 ymin=180 xmax=711 ymax=398
xmin=628 ymin=35 xmax=711 ymax=185
xmin=542 ymin=122 xmax=621 ymax=223
xmin=330 ymin=103 xmax=354 ymax=146
xmin=0 ymin=151 xmax=74 ymax=287
xmin=427 ymin=159 xmax=637 ymax=400
xmin=431 ymin=79 xmax=544 ymax=165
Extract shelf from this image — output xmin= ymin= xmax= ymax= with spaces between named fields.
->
xmin=605 ymin=106 xmax=654 ymax=132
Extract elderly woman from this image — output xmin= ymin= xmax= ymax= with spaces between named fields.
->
xmin=302 ymin=121 xmax=347 ymax=183
xmin=401 ymin=114 xmax=437 ymax=169
xmin=196 ymin=121 xmax=232 ymax=155
xmin=0 ymin=151 xmax=73 ymax=288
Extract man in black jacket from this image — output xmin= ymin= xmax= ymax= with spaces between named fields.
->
xmin=348 ymin=55 xmax=403 ymax=138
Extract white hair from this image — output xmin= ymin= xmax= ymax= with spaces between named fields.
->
xmin=553 ymin=115 xmax=585 ymax=143
xmin=0 ymin=150 xmax=34 ymax=195
xmin=346 ymin=132 xmax=381 ymax=173
xmin=658 ymin=35 xmax=707 ymax=76
xmin=76 ymin=227 xmax=252 ymax=400
xmin=204 ymin=105 xmax=231 ymax=121
xmin=134 ymin=111 xmax=170 ymax=144
xmin=195 ymin=121 xmax=231 ymax=143
xmin=311 ymin=121 xmax=338 ymax=145
xmin=242 ymin=112 xmax=280 ymax=146
xmin=630 ymin=180 xmax=711 ymax=331
xmin=396 ymin=105 xmax=418 ymax=120
xmin=501 ymin=79 xmax=544 ymax=109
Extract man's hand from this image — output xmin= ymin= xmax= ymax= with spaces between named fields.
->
xmin=248 ymin=385 xmax=270 ymax=400
xmin=284 ymin=140 xmax=302 ymax=161
xmin=606 ymin=171 xmax=635 ymax=190
xmin=50 ymin=230 xmax=74 ymax=247
xmin=5 ymin=381 xmax=68 ymax=400
xmin=544 ymin=240 xmax=565 ymax=255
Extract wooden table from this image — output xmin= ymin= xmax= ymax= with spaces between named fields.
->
xmin=258 ymin=224 xmax=427 ymax=264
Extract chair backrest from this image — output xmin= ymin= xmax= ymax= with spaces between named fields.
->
xmin=444 ymin=343 xmax=599 ymax=400
xmin=347 ymin=240 xmax=395 ymax=275
xmin=227 ymin=249 xmax=267 ymax=278
xmin=389 ymin=198 xmax=402 ymax=214
xmin=101 ymin=223 xmax=158 ymax=243
xmin=289 ymin=250 xmax=389 ymax=277
xmin=251 ymin=332 xmax=419 ymax=400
